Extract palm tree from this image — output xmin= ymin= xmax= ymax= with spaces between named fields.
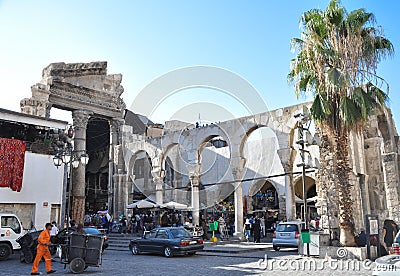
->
xmin=288 ymin=0 xmax=394 ymax=246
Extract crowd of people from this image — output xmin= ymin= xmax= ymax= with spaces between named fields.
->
xmin=78 ymin=209 xmax=279 ymax=243
xmin=243 ymin=215 xmax=267 ymax=242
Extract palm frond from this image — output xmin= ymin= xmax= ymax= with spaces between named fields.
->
xmin=339 ymin=96 xmax=362 ymax=125
xmin=311 ymin=93 xmax=330 ymax=121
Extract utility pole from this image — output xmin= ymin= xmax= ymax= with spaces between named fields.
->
xmin=296 ymin=122 xmax=310 ymax=257
xmin=294 ymin=106 xmax=321 ymax=257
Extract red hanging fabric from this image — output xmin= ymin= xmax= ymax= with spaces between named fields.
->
xmin=0 ymin=138 xmax=26 ymax=192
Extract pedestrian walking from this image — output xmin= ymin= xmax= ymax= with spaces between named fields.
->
xmin=243 ymin=219 xmax=252 ymax=242
xmin=120 ymin=215 xmax=127 ymax=234
xmin=129 ymin=215 xmax=135 ymax=234
xmin=383 ymin=219 xmax=397 ymax=254
xmin=31 ymin=223 xmax=56 ymax=275
xmin=217 ymin=215 xmax=226 ymax=238
xmin=253 ymin=218 xmax=261 ymax=243
xmin=49 ymin=221 xmax=58 ymax=237
xmin=260 ymin=216 xmax=265 ymax=238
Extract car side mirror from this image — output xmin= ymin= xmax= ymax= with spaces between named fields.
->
xmin=143 ymin=231 xmax=150 ymax=239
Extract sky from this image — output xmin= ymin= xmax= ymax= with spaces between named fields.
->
xmin=0 ymin=0 xmax=399 ymax=128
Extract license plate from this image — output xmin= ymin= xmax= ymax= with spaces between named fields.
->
xmin=280 ymin=233 xmax=290 ymax=236
xmin=189 ymin=241 xmax=197 ymax=244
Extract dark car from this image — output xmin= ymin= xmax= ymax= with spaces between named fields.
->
xmin=129 ymin=227 xmax=204 ymax=257
xmin=55 ymin=227 xmax=109 ymax=252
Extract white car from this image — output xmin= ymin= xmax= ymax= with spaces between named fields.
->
xmin=0 ymin=213 xmax=24 ymax=260
xmin=372 ymin=254 xmax=400 ymax=276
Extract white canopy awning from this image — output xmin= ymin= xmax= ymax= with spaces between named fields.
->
xmin=127 ymin=200 xmax=159 ymax=209
xmin=161 ymin=201 xmax=189 ymax=210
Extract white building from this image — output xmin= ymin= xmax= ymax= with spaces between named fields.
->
xmin=0 ymin=108 xmax=67 ymax=230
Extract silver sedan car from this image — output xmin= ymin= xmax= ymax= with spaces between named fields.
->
xmin=272 ymin=221 xmax=304 ymax=251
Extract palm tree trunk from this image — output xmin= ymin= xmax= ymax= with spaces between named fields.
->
xmin=336 ymin=130 xmax=356 ymax=246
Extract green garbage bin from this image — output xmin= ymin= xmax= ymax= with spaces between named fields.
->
xmin=209 ymin=221 xmax=218 ymax=231
xmin=301 ymin=230 xmax=311 ymax=244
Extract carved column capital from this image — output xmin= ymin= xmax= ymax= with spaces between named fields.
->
xmin=187 ymin=163 xmax=201 ymax=185
xmin=72 ymin=110 xmax=92 ymax=129
xmin=154 ymin=177 xmax=164 ymax=191
xmin=189 ymin=175 xmax=200 ymax=187
xmin=151 ymin=167 xmax=166 ymax=179
xmin=231 ymin=157 xmax=246 ymax=180
xmin=231 ymin=168 xmax=242 ymax=180
xmin=277 ymin=147 xmax=296 ymax=173
xmin=110 ymin=117 xmax=124 ymax=132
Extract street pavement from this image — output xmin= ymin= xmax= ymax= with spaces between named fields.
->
xmin=1 ymin=242 xmax=380 ymax=276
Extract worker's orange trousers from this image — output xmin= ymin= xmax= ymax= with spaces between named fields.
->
xmin=31 ymin=247 xmax=52 ymax=273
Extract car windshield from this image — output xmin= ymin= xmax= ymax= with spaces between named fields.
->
xmin=84 ymin=228 xmax=100 ymax=234
xmin=170 ymin=228 xmax=192 ymax=238
xmin=276 ymin=224 xmax=297 ymax=232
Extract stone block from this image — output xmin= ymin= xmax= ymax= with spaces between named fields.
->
xmin=319 ymin=245 xmax=368 ymax=260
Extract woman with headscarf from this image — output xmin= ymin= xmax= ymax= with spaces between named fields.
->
xmin=253 ymin=218 xmax=261 ymax=243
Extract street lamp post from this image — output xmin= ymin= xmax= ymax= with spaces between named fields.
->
xmin=53 ymin=128 xmax=89 ymax=231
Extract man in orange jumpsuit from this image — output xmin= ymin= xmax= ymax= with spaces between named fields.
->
xmin=31 ymin=223 xmax=56 ymax=275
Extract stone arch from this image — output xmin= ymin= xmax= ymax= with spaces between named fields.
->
xmin=126 ymin=150 xmax=154 ymax=195
xmin=375 ymin=107 xmax=400 ymax=219
xmin=240 ymin=125 xmax=279 ymax=178
xmin=196 ymin=134 xmax=231 ymax=177
xmin=158 ymin=142 xmax=188 ymax=189
xmin=238 ymin=124 xmax=262 ymax=156
xmin=377 ymin=107 xmax=397 ymax=153
xmin=194 ymin=127 xmax=232 ymax=160
xmin=159 ymin=143 xmax=183 ymax=170
xmin=293 ymin=175 xmax=317 ymax=200
xmin=248 ymin=179 xmax=279 ymax=197
xmin=248 ymin=179 xmax=280 ymax=229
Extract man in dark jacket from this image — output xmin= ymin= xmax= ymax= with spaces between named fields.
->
xmin=253 ymin=218 xmax=262 ymax=243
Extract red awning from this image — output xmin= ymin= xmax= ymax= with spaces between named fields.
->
xmin=0 ymin=138 xmax=26 ymax=192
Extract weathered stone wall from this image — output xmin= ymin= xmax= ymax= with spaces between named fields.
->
xmin=315 ymin=106 xmax=400 ymax=238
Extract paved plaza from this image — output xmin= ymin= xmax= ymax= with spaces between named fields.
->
xmin=1 ymin=243 xmax=381 ymax=276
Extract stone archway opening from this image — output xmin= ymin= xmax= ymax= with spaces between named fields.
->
xmin=85 ymin=117 xmax=110 ymax=213
xmin=294 ymin=176 xmax=317 ymax=219
xmin=249 ymin=180 xmax=280 ymax=231
xmin=241 ymin=126 xmax=277 ymax=184
xmin=198 ymin=135 xmax=231 ymax=202
xmin=250 ymin=181 xmax=279 ymax=211
xmin=160 ymin=143 xmax=188 ymax=205
xmin=129 ymin=151 xmax=153 ymax=202
xmin=198 ymin=135 xmax=230 ymax=177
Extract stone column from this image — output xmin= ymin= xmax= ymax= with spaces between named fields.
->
xmin=151 ymin=168 xmax=165 ymax=227
xmin=232 ymin=157 xmax=246 ymax=240
xmin=71 ymin=109 xmax=91 ymax=224
xmin=277 ymin=148 xmax=296 ymax=221
xmin=153 ymin=175 xmax=164 ymax=205
xmin=187 ymin=163 xmax=201 ymax=226
xmin=189 ymin=174 xmax=200 ymax=226
xmin=382 ymin=152 xmax=399 ymax=219
xmin=108 ymin=118 xmax=125 ymax=218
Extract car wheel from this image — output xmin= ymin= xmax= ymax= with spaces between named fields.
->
xmin=131 ymin=244 xmax=140 ymax=255
xmin=273 ymin=245 xmax=280 ymax=251
xmin=24 ymin=251 xmax=34 ymax=263
xmin=163 ymin=246 xmax=173 ymax=258
xmin=0 ymin=244 xmax=12 ymax=261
